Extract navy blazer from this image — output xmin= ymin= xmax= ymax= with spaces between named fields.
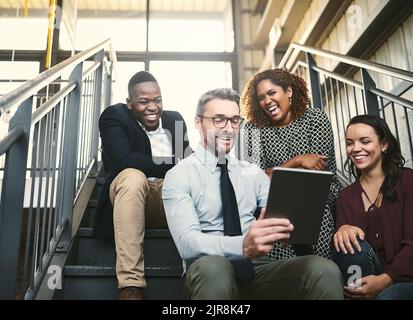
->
xmin=93 ymin=103 xmax=192 ymax=237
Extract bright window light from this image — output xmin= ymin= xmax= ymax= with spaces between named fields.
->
xmin=0 ymin=61 xmax=40 ymax=96
xmin=150 ymin=61 xmax=232 ymax=148
xmin=68 ymin=18 xmax=147 ymax=51
xmin=0 ymin=18 xmax=48 ymax=50
xmin=149 ymin=18 xmax=226 ymax=52
xmin=111 ymin=62 xmax=146 ymax=105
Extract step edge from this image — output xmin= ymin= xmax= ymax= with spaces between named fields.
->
xmin=64 ymin=265 xmax=183 ymax=277
xmin=78 ymin=227 xmax=172 ymax=238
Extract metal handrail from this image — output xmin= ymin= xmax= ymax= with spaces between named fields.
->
xmin=83 ymin=61 xmax=102 ymax=79
xmin=312 ymin=65 xmax=364 ymax=90
xmin=24 ymin=218 xmax=68 ymax=300
xmin=0 ymin=126 xmax=25 ymax=155
xmin=0 ymin=39 xmax=115 ymax=300
xmin=293 ymin=56 xmax=413 ymax=111
xmin=31 ymin=82 xmax=76 ymax=124
xmin=371 ymin=88 xmax=413 ymax=111
xmin=0 ymin=38 xmax=111 ymax=116
xmin=283 ymin=42 xmax=413 ymax=186
xmin=280 ymin=42 xmax=413 ymax=83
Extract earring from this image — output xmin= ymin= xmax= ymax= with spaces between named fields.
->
xmin=288 ymin=96 xmax=292 ymax=105
xmin=382 ymin=149 xmax=388 ymax=154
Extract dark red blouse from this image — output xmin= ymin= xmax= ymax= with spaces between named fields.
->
xmin=335 ymin=168 xmax=413 ymax=282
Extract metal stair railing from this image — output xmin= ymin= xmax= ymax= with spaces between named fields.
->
xmin=280 ymin=42 xmax=413 ymax=185
xmin=0 ymin=39 xmax=116 ymax=299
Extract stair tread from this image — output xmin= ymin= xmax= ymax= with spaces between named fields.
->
xmin=61 ymin=169 xmax=185 ymax=300
xmin=78 ymin=227 xmax=172 ymax=238
xmin=64 ymin=265 xmax=182 ymax=277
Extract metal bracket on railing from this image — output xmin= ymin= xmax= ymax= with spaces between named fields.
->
xmin=361 ymin=69 xmax=380 ymax=116
xmin=306 ymin=53 xmax=322 ymax=109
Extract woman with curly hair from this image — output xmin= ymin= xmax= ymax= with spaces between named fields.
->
xmin=332 ymin=114 xmax=413 ymax=300
xmin=240 ymin=68 xmax=341 ymax=260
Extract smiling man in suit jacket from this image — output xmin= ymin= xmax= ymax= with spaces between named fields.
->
xmin=93 ymin=71 xmax=192 ymax=300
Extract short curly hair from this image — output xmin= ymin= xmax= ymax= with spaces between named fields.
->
xmin=241 ymin=68 xmax=310 ymax=127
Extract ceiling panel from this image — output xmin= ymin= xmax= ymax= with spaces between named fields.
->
xmin=0 ymin=0 xmax=229 ymax=13
xmin=204 ymin=0 xmax=215 ymax=12
xmin=193 ymin=0 xmax=203 ymax=12
xmin=217 ymin=0 xmax=228 ymax=12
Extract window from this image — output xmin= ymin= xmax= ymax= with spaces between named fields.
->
xmin=149 ymin=17 xmax=228 ymax=52
xmin=61 ymin=18 xmax=147 ymax=51
xmin=112 ymin=62 xmax=146 ymax=105
xmin=150 ymin=61 xmax=232 ymax=148
xmin=0 ymin=18 xmax=48 ymax=50
xmin=148 ymin=0 xmax=234 ymax=52
xmin=0 ymin=61 xmax=40 ymax=95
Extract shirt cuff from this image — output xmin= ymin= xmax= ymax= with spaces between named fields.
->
xmin=383 ymin=266 xmax=398 ymax=283
xmin=223 ymin=235 xmax=244 ymax=258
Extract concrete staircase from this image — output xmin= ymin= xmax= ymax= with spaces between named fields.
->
xmin=55 ymin=177 xmax=184 ymax=300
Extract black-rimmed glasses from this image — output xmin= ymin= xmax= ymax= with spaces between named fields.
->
xmin=197 ymin=115 xmax=244 ymax=128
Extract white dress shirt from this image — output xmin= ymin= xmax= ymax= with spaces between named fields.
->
xmin=137 ymin=118 xmax=173 ymax=157
xmin=162 ymin=145 xmax=269 ymax=263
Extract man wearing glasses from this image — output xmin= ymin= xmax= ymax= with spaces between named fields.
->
xmin=93 ymin=71 xmax=191 ymax=299
xmin=162 ymin=88 xmax=343 ymax=299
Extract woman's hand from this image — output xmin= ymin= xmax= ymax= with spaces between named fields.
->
xmin=272 ymin=154 xmax=327 ymax=173
xmin=296 ymin=154 xmax=327 ymax=170
xmin=333 ymin=224 xmax=365 ymax=254
xmin=344 ymin=274 xmax=393 ymax=299
xmin=265 ymin=167 xmax=273 ymax=179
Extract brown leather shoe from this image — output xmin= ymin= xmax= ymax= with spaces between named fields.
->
xmin=119 ymin=287 xmax=143 ymax=300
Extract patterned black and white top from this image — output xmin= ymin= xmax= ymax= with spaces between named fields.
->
xmin=240 ymin=107 xmax=341 ymax=260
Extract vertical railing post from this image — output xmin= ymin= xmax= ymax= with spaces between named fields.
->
xmin=57 ymin=63 xmax=83 ymax=251
xmin=91 ymin=50 xmax=104 ymax=174
xmin=306 ymin=53 xmax=322 ymax=109
xmin=104 ymin=60 xmax=113 ymax=110
xmin=361 ymin=68 xmax=380 ymax=116
xmin=0 ymin=97 xmax=33 ymax=299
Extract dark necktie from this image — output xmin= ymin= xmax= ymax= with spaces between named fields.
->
xmin=217 ymin=159 xmax=242 ymax=236
xmin=186 ymin=159 xmax=253 ymax=287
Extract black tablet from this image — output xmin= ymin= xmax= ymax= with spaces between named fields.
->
xmin=265 ymin=167 xmax=333 ymax=245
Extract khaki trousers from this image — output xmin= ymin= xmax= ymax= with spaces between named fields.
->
xmin=109 ymin=168 xmax=167 ymax=288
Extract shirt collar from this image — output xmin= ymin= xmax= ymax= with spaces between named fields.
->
xmin=194 ymin=145 xmax=238 ymax=173
xmin=137 ymin=117 xmax=163 ymax=133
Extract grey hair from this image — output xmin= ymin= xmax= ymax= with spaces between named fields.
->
xmin=196 ymin=88 xmax=240 ymax=116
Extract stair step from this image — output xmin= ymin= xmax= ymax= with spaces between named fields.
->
xmin=78 ymin=227 xmax=173 ymax=238
xmin=61 ymin=266 xmax=184 ymax=300
xmin=72 ymin=228 xmax=181 ymax=267
xmin=79 ymin=199 xmax=99 ymax=228
xmin=64 ymin=265 xmax=182 ymax=277
xmin=61 ymin=170 xmax=186 ymax=300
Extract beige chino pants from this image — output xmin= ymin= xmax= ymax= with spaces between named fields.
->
xmin=109 ymin=168 xmax=167 ymax=288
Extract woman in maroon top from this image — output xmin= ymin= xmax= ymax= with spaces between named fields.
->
xmin=332 ymin=114 xmax=413 ymax=300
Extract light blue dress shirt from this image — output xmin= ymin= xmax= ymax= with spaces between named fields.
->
xmin=162 ymin=145 xmax=269 ymax=263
